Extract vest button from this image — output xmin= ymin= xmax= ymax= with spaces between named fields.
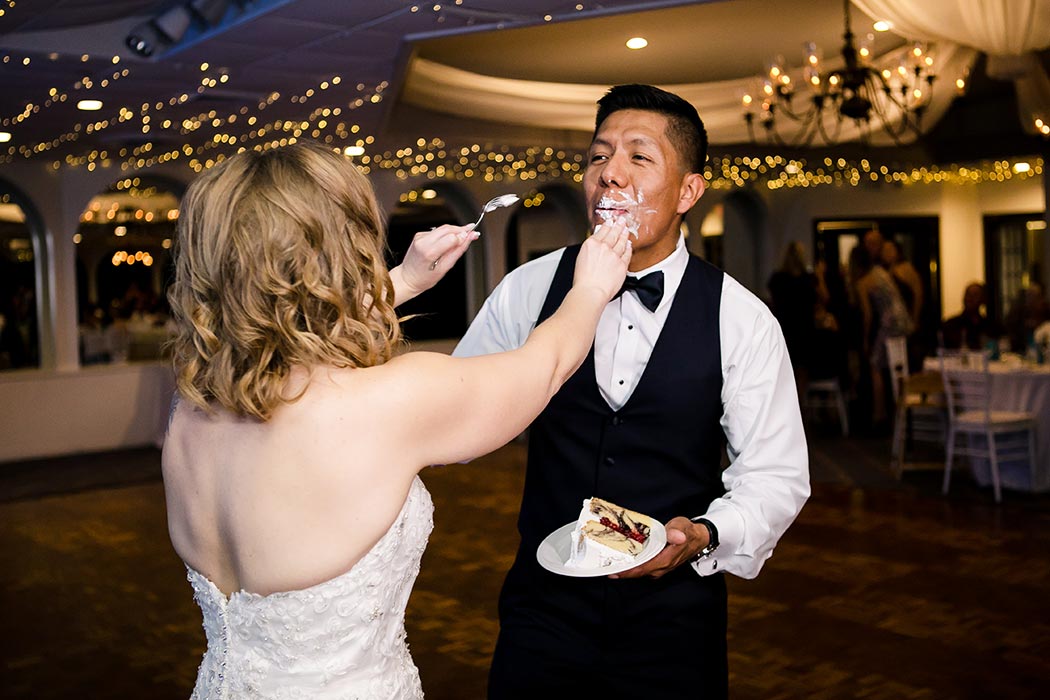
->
xmin=611 ymin=416 xmax=622 ymax=426
xmin=604 ymin=456 xmax=616 ymax=466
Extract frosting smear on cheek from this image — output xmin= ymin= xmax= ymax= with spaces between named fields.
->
xmin=595 ymin=189 xmax=658 ymax=238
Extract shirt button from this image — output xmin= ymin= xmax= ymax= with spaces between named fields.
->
xmin=618 ymin=379 xmax=624 ymax=385
xmin=627 ymin=325 xmax=634 ymax=330
xmin=605 ymin=457 xmax=616 ymax=466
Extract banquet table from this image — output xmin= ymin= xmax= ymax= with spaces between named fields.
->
xmin=925 ymin=356 xmax=1050 ymax=492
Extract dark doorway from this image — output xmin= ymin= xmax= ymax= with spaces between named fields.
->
xmin=387 ymin=198 xmax=468 ymax=341
xmin=983 ymin=213 xmax=1046 ymax=325
xmin=815 ymin=216 xmax=941 ymax=346
xmin=814 ymin=216 xmax=941 ymax=434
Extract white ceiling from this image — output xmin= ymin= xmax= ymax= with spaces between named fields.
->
xmin=0 ymin=0 xmax=1030 ymax=172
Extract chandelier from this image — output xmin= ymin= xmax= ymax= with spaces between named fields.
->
xmin=743 ymin=0 xmax=936 ymax=147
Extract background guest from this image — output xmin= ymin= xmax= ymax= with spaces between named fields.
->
xmin=850 ymin=245 xmax=912 ymax=430
xmin=941 ymin=282 xmax=1003 ymax=350
xmin=881 ymin=238 xmax=925 ymax=369
xmin=1004 ymin=281 xmax=1050 ymax=353
xmin=862 ymin=229 xmax=884 ymax=266
xmin=881 ymin=239 xmax=923 ymax=332
xmin=768 ymin=241 xmax=818 ymax=394
xmin=809 ymin=259 xmax=848 ymax=390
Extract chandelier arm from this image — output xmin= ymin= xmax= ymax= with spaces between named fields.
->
xmin=774 ymin=97 xmax=819 ymax=124
xmin=767 ymin=122 xmax=789 ymax=148
xmin=869 ymin=88 xmax=913 ymax=145
xmin=871 ymin=71 xmax=927 ymax=141
xmin=788 ymin=110 xmax=823 ymax=148
xmin=815 ymin=110 xmax=843 ymax=145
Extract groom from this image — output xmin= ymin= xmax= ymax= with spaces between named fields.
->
xmin=454 ymin=84 xmax=809 ymax=698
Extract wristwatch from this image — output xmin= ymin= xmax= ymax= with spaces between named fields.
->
xmin=690 ymin=516 xmax=719 ymax=561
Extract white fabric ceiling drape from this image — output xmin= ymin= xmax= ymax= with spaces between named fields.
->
xmin=853 ymin=0 xmax=1050 ymax=132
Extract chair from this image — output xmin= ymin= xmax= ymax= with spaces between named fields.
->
xmin=887 ymin=337 xmax=946 ymax=478
xmin=804 ymin=377 xmax=849 ymax=437
xmin=938 ymin=349 xmax=1036 ymax=502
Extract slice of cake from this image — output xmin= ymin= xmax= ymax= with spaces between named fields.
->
xmin=566 ymin=497 xmax=654 ymax=569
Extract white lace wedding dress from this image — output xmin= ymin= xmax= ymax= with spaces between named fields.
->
xmin=185 ymin=476 xmax=433 ymax=699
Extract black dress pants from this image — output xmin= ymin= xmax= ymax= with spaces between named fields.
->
xmin=487 ymin=556 xmax=728 ymax=699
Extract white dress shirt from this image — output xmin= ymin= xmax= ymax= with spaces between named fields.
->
xmin=453 ymin=236 xmax=810 ymax=579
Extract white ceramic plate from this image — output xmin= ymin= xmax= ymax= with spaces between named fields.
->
xmin=536 ymin=520 xmax=667 ymax=577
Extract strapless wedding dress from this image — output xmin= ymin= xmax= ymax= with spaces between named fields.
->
xmin=185 ymin=476 xmax=434 ymax=699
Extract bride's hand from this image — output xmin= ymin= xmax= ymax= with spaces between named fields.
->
xmin=573 ymin=217 xmax=632 ymax=302
xmin=391 ymin=224 xmax=479 ymax=305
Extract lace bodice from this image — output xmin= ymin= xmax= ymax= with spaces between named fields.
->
xmin=186 ymin=477 xmax=434 ymax=699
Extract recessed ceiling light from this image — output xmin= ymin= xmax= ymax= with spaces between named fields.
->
xmin=344 ymin=146 xmax=365 ymax=157
xmin=0 ymin=132 xmax=11 ymax=143
xmin=77 ymin=99 xmax=103 ymax=111
xmin=873 ymin=20 xmax=893 ymax=32
xmin=626 ymin=37 xmax=648 ymax=50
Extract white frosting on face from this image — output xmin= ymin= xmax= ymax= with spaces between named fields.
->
xmin=594 ymin=189 xmax=657 ymax=238
xmin=565 ymin=498 xmax=636 ymax=569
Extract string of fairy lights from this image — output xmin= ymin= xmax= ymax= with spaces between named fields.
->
xmin=0 ymin=0 xmax=1044 ymax=196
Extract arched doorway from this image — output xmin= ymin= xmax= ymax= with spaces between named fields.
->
xmin=686 ymin=201 xmax=725 ymax=268
xmin=720 ymin=189 xmax=767 ymax=293
xmin=386 ymin=182 xmax=482 ymax=341
xmin=0 ymin=180 xmax=48 ymax=371
xmin=74 ymin=174 xmax=184 ymax=364
xmin=505 ymin=184 xmax=586 ymax=271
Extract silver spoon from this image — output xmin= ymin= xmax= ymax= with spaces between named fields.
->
xmin=429 ymin=194 xmax=520 ymax=269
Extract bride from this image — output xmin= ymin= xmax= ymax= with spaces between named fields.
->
xmin=162 ymin=140 xmax=631 ymax=698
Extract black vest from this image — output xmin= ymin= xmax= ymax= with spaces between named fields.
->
xmin=519 ymin=244 xmax=727 ymax=553
xmin=490 ymin=246 xmax=731 ymax=696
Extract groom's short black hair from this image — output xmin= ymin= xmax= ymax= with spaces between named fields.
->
xmin=594 ymin=84 xmax=708 ymax=174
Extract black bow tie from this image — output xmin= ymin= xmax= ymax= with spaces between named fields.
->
xmin=617 ymin=271 xmax=664 ymax=312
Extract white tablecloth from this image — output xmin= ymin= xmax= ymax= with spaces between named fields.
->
xmin=925 ymin=357 xmax=1050 ymax=492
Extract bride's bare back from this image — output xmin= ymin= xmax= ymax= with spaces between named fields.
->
xmin=164 ymin=365 xmax=421 ymax=597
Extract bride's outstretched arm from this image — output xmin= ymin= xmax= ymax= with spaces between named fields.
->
xmin=381 ymin=219 xmax=632 ymax=469
xmin=389 ymin=224 xmax=478 ymax=306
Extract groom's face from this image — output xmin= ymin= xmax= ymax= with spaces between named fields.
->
xmin=584 ymin=109 xmax=703 ymax=269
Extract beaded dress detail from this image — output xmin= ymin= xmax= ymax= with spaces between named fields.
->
xmin=186 ymin=476 xmax=433 ymax=699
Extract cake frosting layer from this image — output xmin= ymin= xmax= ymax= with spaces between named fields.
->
xmin=565 ymin=497 xmax=653 ymax=569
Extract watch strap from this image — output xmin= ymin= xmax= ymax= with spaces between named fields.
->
xmin=690 ymin=516 xmax=719 ymax=560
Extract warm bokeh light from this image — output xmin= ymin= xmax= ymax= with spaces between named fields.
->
xmin=626 ymin=37 xmax=648 ymax=50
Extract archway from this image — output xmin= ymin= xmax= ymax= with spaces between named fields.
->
xmin=0 ymin=179 xmax=47 ymax=371
xmin=505 ymin=184 xmax=586 ymax=271
xmin=386 ymin=182 xmax=483 ymax=341
xmin=686 ymin=200 xmax=725 ymax=268
xmin=74 ymin=174 xmax=185 ymax=364
xmin=720 ymin=188 xmax=767 ymax=293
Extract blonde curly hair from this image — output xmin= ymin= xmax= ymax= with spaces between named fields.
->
xmin=168 ymin=141 xmax=401 ymax=420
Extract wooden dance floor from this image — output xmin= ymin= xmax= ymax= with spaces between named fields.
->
xmin=1 ymin=434 xmax=1048 ymax=699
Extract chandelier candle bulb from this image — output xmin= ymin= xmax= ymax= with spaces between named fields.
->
xmin=744 ymin=0 xmax=936 ymax=147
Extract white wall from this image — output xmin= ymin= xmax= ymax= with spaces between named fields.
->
xmin=0 ymin=362 xmax=174 ymax=462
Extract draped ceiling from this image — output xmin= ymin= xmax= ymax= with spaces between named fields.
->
xmin=404 ymin=0 xmax=1050 ymax=146
xmin=853 ymin=0 xmax=1050 ymax=135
